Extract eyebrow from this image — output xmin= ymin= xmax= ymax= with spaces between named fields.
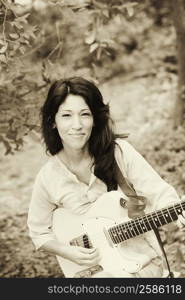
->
xmin=60 ymin=109 xmax=91 ymax=112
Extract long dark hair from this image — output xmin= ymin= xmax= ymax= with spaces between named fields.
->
xmin=41 ymin=77 xmax=120 ymax=191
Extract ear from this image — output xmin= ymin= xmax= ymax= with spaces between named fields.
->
xmin=52 ymin=123 xmax=56 ymax=129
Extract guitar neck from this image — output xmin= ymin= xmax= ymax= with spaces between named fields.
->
xmin=108 ymin=200 xmax=185 ymax=245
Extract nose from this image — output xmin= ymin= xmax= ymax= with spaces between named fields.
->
xmin=72 ymin=115 xmax=82 ymax=130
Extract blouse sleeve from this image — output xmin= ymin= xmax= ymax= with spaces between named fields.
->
xmin=115 ymin=139 xmax=180 ymax=211
xmin=27 ymin=170 xmax=57 ymax=250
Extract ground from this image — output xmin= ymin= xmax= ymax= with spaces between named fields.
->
xmin=1 ymin=74 xmax=185 ymax=277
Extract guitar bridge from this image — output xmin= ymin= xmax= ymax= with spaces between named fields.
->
xmin=74 ymin=265 xmax=103 ymax=278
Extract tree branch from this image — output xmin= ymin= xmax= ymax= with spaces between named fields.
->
xmin=171 ymin=0 xmax=185 ymax=33
xmin=19 ymin=83 xmax=48 ymax=98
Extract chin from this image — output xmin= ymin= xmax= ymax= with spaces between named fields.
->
xmin=69 ymin=141 xmax=88 ymax=150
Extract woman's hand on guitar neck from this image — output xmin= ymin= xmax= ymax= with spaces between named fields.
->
xmin=177 ymin=211 xmax=185 ymax=228
xmin=62 ymin=246 xmax=101 ymax=266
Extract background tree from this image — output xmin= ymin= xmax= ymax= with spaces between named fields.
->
xmin=170 ymin=0 xmax=185 ymax=127
xmin=0 ymin=0 xmax=184 ymax=154
xmin=1 ymin=0 xmax=185 ymax=278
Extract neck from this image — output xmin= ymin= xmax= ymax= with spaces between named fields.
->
xmin=108 ymin=199 xmax=185 ymax=244
xmin=61 ymin=147 xmax=91 ymax=166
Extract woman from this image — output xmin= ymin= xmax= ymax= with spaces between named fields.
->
xmin=27 ymin=77 xmax=185 ymax=278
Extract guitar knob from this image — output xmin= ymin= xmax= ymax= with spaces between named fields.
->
xmin=120 ymin=198 xmax=127 ymax=207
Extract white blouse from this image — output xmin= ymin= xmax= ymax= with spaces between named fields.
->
xmin=27 ymin=138 xmax=180 ymax=262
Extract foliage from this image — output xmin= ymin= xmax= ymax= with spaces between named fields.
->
xmin=0 ymin=0 xmax=47 ymax=154
xmin=137 ymin=123 xmax=185 ymax=274
xmin=139 ymin=125 xmax=185 ymax=196
xmin=0 ymin=0 xmax=177 ymax=154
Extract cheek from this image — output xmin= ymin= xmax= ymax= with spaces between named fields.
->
xmin=86 ymin=121 xmax=94 ymax=133
xmin=85 ymin=117 xmax=94 ymax=128
xmin=55 ymin=123 xmax=68 ymax=138
xmin=56 ymin=118 xmax=69 ymax=130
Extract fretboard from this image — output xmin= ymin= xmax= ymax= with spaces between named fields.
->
xmin=108 ymin=200 xmax=185 ymax=244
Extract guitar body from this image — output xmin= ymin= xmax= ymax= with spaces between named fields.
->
xmin=52 ymin=193 xmax=150 ymax=277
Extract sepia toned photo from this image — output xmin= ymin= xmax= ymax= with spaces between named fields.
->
xmin=0 ymin=0 xmax=185 ymax=286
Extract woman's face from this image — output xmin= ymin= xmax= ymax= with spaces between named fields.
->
xmin=55 ymin=94 xmax=94 ymax=152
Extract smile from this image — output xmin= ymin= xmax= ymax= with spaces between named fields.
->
xmin=69 ymin=134 xmax=85 ymax=137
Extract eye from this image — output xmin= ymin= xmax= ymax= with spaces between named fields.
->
xmin=61 ymin=114 xmax=71 ymax=117
xmin=81 ymin=112 xmax=91 ymax=117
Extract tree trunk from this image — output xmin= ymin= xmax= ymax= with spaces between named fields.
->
xmin=171 ymin=0 xmax=185 ymax=128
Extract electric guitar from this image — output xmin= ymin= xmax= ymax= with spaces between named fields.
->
xmin=52 ymin=192 xmax=185 ymax=278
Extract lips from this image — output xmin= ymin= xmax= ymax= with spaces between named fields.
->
xmin=69 ymin=134 xmax=85 ymax=137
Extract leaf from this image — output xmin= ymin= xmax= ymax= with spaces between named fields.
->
xmin=126 ymin=6 xmax=134 ymax=17
xmin=12 ymin=22 xmax=23 ymax=30
xmin=85 ymin=30 xmax=96 ymax=45
xmin=16 ymin=13 xmax=30 ymax=24
xmin=9 ymin=33 xmax=19 ymax=40
xmin=92 ymin=0 xmax=106 ymax=9
xmin=96 ymin=46 xmax=102 ymax=60
xmin=102 ymin=9 xmax=109 ymax=18
xmin=19 ymin=46 xmax=26 ymax=55
xmin=0 ymin=42 xmax=8 ymax=54
xmin=0 ymin=54 xmax=7 ymax=63
xmin=13 ymin=41 xmax=20 ymax=52
xmin=89 ymin=42 xmax=99 ymax=53
xmin=24 ymin=26 xmax=38 ymax=40
xmin=0 ymin=135 xmax=12 ymax=155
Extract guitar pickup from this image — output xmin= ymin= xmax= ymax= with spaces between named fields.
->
xmin=70 ymin=234 xmax=93 ymax=248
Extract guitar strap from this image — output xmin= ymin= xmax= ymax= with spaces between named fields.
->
xmin=115 ymin=160 xmax=174 ymax=278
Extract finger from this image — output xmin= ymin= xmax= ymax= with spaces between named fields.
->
xmin=83 ymin=251 xmax=100 ymax=261
xmin=79 ymin=247 xmax=97 ymax=254
xmin=176 ymin=218 xmax=183 ymax=228
xmin=176 ymin=215 xmax=185 ymax=228
xmin=178 ymin=214 xmax=185 ymax=225
xmin=182 ymin=210 xmax=185 ymax=218
xmin=80 ymin=256 xmax=101 ymax=266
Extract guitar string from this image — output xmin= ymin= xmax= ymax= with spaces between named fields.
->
xmin=110 ymin=208 xmax=179 ymax=235
xmin=108 ymin=203 xmax=184 ymax=242
xmin=107 ymin=202 xmax=185 ymax=242
xmin=75 ymin=202 xmax=185 ymax=244
xmin=117 ymin=202 xmax=185 ymax=228
xmin=79 ymin=211 xmax=183 ymax=246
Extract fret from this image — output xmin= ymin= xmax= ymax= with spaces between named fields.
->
xmin=118 ymin=225 xmax=127 ymax=241
xmin=179 ymin=201 xmax=185 ymax=211
xmin=117 ymin=225 xmax=127 ymax=242
xmin=138 ymin=218 xmax=148 ymax=233
xmin=161 ymin=209 xmax=169 ymax=224
xmin=109 ymin=225 xmax=128 ymax=243
xmin=112 ymin=228 xmax=120 ymax=244
xmin=176 ymin=204 xmax=183 ymax=215
xmin=134 ymin=218 xmax=145 ymax=235
xmin=173 ymin=203 xmax=179 ymax=219
xmin=121 ymin=224 xmax=131 ymax=240
xmin=169 ymin=206 xmax=179 ymax=221
xmin=128 ymin=221 xmax=137 ymax=236
xmin=108 ymin=228 xmax=117 ymax=244
xmin=142 ymin=214 xmax=153 ymax=231
xmin=157 ymin=210 xmax=166 ymax=225
xmin=167 ymin=207 xmax=174 ymax=222
xmin=163 ymin=208 xmax=174 ymax=224
xmin=125 ymin=221 xmax=136 ymax=238
xmin=150 ymin=211 xmax=162 ymax=227
xmin=114 ymin=226 xmax=123 ymax=243
xmin=132 ymin=219 xmax=141 ymax=235
xmin=113 ymin=229 xmax=120 ymax=244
